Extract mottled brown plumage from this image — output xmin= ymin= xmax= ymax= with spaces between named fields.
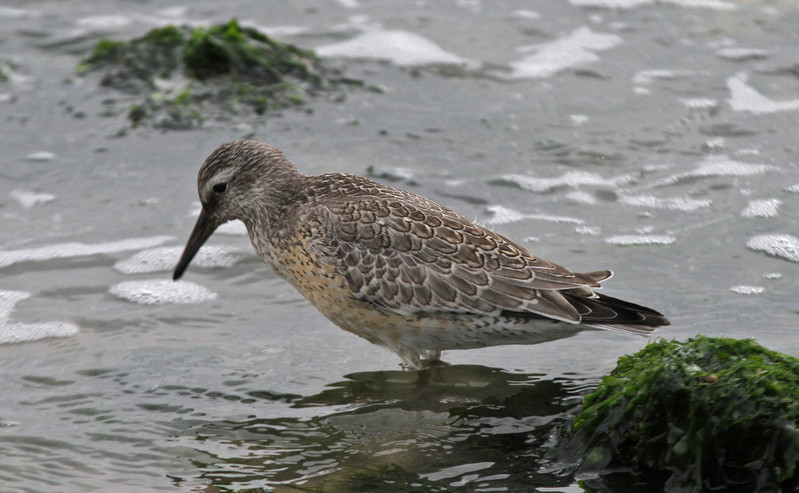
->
xmin=174 ymin=140 xmax=669 ymax=368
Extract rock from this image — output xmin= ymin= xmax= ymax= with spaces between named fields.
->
xmin=77 ymin=19 xmax=363 ymax=129
xmin=570 ymin=336 xmax=799 ymax=492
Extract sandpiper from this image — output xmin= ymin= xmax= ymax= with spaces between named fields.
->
xmin=174 ymin=140 xmax=669 ymax=368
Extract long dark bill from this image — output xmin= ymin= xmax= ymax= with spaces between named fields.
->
xmin=173 ymin=208 xmax=219 ymax=280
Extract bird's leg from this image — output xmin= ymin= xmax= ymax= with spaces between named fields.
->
xmin=421 ymin=349 xmax=449 ymax=368
xmin=425 ymin=349 xmax=441 ymax=361
xmin=397 ymin=346 xmax=422 ymax=370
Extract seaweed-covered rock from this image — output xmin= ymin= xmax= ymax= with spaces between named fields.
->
xmin=570 ymin=336 xmax=799 ymax=492
xmin=77 ymin=19 xmax=361 ymax=129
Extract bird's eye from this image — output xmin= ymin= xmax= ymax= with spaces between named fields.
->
xmin=213 ymin=182 xmax=227 ymax=194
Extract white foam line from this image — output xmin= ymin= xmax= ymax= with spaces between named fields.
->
xmin=114 ymin=245 xmax=244 ymax=274
xmin=717 ymin=47 xmax=768 ymax=61
xmin=484 ymin=205 xmax=584 ymax=226
xmin=109 ymin=280 xmax=217 ymax=305
xmin=746 ymin=234 xmax=799 ymax=263
xmin=503 ymin=27 xmax=622 ymax=79
xmin=728 ymin=72 xmax=799 ymax=114
xmin=0 ymin=291 xmax=28 ymax=319
xmin=729 ymin=285 xmax=764 ymax=295
xmin=0 ymin=7 xmax=41 ymax=18
xmin=317 ymin=29 xmax=473 ymax=67
xmin=641 ymin=155 xmax=776 ymax=189
xmin=740 ymin=198 xmax=781 ymax=218
xmin=633 ymin=69 xmax=693 ymax=86
xmin=0 ymin=290 xmax=79 ymax=344
xmin=497 ymin=170 xmax=634 ymax=193
xmin=0 ymin=236 xmax=173 ymax=269
xmin=10 ymin=189 xmax=55 ymax=208
xmin=619 ymin=194 xmax=712 ymax=212
xmin=76 ymin=15 xmax=132 ymax=29
xmin=606 ymin=235 xmax=676 ymax=246
xmin=570 ymin=0 xmax=734 ymax=10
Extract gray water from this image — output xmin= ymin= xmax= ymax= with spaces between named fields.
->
xmin=1 ymin=0 xmax=798 ymax=491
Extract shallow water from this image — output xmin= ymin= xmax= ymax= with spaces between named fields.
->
xmin=1 ymin=0 xmax=798 ymax=491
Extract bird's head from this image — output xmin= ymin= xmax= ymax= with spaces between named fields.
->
xmin=173 ymin=140 xmax=299 ymax=280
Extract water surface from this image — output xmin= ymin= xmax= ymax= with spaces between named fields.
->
xmin=1 ymin=0 xmax=798 ymax=491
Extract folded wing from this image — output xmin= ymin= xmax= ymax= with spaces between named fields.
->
xmin=308 ymin=190 xmax=655 ymax=328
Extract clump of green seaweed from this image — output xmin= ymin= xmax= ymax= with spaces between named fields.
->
xmin=77 ymin=19 xmax=361 ymax=129
xmin=570 ymin=336 xmax=799 ymax=492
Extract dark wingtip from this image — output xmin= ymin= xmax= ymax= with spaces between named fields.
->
xmin=561 ymin=291 xmax=671 ymax=332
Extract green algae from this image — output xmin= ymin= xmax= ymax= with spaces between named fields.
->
xmin=571 ymin=336 xmax=799 ymax=491
xmin=77 ymin=26 xmax=185 ymax=89
xmin=182 ymin=20 xmax=322 ymax=85
xmin=78 ymin=19 xmax=360 ymax=129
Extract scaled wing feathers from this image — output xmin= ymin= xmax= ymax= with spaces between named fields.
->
xmin=307 ymin=182 xmax=607 ymax=324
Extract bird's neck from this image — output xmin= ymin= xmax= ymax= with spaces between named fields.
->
xmin=241 ymin=172 xmax=309 ymax=253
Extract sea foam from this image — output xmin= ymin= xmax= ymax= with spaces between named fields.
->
xmin=728 ymin=72 xmax=799 ymax=114
xmin=109 ymin=280 xmax=217 ymax=305
xmin=504 ymin=27 xmax=622 ymax=79
xmin=740 ymin=199 xmax=781 ymax=218
xmin=0 ymin=290 xmax=78 ymax=344
xmin=746 ymin=235 xmax=799 ymax=263
xmin=606 ymin=235 xmax=676 ymax=246
xmin=0 ymin=236 xmax=173 ymax=269
xmin=317 ymin=29 xmax=472 ymax=67
xmin=114 ymin=246 xmax=244 ymax=274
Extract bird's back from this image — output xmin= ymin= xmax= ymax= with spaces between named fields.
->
xmin=295 ymin=173 xmax=668 ymax=333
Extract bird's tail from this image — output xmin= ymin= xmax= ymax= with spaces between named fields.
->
xmin=563 ymin=291 xmax=670 ymax=335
